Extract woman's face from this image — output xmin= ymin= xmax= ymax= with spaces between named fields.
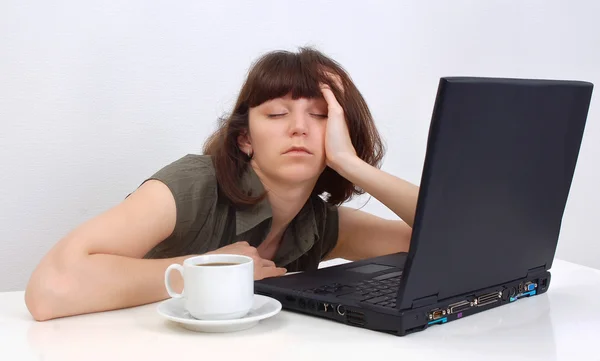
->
xmin=246 ymin=93 xmax=329 ymax=184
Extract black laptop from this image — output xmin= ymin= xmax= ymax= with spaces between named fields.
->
xmin=255 ymin=77 xmax=594 ymax=336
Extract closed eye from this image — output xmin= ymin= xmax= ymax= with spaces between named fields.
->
xmin=311 ymin=114 xmax=328 ymax=119
xmin=267 ymin=113 xmax=287 ymax=118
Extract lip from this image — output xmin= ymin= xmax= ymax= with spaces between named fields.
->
xmin=283 ymin=146 xmax=312 ymax=155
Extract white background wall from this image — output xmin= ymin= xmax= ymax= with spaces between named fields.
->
xmin=1 ymin=0 xmax=598 ymax=291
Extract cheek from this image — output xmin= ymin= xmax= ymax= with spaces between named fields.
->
xmin=250 ymin=123 xmax=283 ymax=153
xmin=315 ymin=122 xmax=327 ymax=146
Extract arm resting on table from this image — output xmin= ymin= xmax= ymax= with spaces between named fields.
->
xmin=25 ymin=180 xmax=187 ymax=321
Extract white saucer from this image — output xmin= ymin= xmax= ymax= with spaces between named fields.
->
xmin=157 ymin=294 xmax=282 ymax=333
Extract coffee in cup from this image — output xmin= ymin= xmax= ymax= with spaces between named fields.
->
xmin=196 ymin=262 xmax=239 ymax=267
xmin=164 ymin=254 xmax=254 ymax=320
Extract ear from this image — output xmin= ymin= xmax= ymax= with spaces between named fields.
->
xmin=237 ymin=130 xmax=252 ymax=155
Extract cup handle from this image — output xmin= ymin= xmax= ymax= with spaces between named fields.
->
xmin=165 ymin=264 xmax=184 ymax=298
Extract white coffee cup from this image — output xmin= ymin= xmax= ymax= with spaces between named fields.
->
xmin=164 ymin=254 xmax=254 ymax=320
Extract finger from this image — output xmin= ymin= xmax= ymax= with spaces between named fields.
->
xmin=262 ymin=267 xmax=287 ymax=278
xmin=319 ymin=66 xmax=344 ymax=93
xmin=320 ymin=85 xmax=343 ymax=113
xmin=261 ymin=258 xmax=276 ymax=268
xmin=323 ymin=71 xmax=344 ymax=93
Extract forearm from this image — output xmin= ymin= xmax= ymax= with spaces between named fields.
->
xmin=332 ymin=155 xmax=419 ymax=227
xmin=25 ymin=252 xmax=193 ymax=321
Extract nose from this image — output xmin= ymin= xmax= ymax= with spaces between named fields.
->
xmin=288 ymin=111 xmax=308 ymax=137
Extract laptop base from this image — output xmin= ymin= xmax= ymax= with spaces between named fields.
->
xmin=256 ymin=267 xmax=550 ymax=336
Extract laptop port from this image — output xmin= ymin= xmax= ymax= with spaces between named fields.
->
xmin=336 ymin=304 xmax=346 ymax=316
xmin=524 ymin=282 xmax=537 ymax=291
xmin=447 ymin=300 xmax=472 ymax=314
xmin=428 ymin=308 xmax=446 ymax=320
xmin=476 ymin=291 xmax=502 ymax=307
xmin=307 ymin=300 xmax=317 ymax=310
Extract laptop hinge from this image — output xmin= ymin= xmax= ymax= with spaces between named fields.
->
xmin=526 ymin=264 xmax=547 ymax=277
xmin=411 ymin=294 xmax=438 ymax=308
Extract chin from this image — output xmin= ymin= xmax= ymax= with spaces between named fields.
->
xmin=273 ymin=162 xmax=324 ymax=183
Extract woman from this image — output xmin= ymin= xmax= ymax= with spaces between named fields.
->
xmin=25 ymin=47 xmax=419 ymax=321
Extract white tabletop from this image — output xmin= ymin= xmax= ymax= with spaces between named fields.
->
xmin=1 ymin=259 xmax=599 ymax=361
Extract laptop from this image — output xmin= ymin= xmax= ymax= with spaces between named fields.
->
xmin=254 ymin=76 xmax=594 ymax=336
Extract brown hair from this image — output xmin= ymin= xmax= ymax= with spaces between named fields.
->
xmin=203 ymin=47 xmax=385 ymax=207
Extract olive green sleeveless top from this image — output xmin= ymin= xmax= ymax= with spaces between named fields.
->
xmin=140 ymin=154 xmax=339 ymax=272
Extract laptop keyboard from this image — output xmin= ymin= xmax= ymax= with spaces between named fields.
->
xmin=303 ymin=271 xmax=403 ymax=308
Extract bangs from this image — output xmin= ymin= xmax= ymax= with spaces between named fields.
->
xmin=243 ymin=49 xmax=334 ymax=108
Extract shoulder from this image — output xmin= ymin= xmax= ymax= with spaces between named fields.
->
xmin=148 ymin=154 xmax=218 ymax=197
xmin=147 ymin=153 xmax=219 ymax=203
xmin=144 ymin=154 xmax=220 ymax=240
xmin=151 ymin=154 xmax=216 ymax=181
